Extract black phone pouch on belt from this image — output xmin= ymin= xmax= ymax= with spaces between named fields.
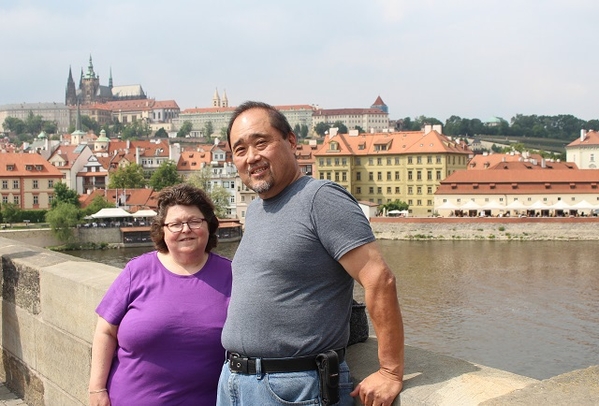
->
xmin=316 ymin=350 xmax=340 ymax=406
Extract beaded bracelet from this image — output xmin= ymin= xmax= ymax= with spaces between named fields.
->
xmin=89 ymin=389 xmax=108 ymax=394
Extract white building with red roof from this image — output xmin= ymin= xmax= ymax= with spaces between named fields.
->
xmin=48 ymin=144 xmax=93 ymax=193
xmin=435 ymin=168 xmax=599 ymax=216
xmin=566 ymin=130 xmax=599 ymax=169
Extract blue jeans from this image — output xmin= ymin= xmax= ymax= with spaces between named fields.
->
xmin=216 ymin=359 xmax=354 ymax=406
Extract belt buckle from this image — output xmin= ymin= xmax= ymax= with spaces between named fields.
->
xmin=229 ymin=353 xmax=249 ymax=373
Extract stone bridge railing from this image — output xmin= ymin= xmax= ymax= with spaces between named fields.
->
xmin=0 ymin=235 xmax=553 ymax=406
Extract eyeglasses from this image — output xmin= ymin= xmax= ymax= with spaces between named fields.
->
xmin=163 ymin=219 xmax=207 ymax=233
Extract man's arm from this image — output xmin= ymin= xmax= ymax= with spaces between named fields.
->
xmin=340 ymin=241 xmax=404 ymax=406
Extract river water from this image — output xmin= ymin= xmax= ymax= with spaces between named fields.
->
xmin=66 ymin=240 xmax=599 ymax=380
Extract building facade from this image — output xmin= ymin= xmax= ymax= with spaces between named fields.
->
xmin=0 ymin=153 xmax=63 ymax=210
xmin=566 ymin=130 xmax=599 ymax=169
xmin=435 ymin=168 xmax=599 ymax=216
xmin=314 ymin=128 xmax=471 ymax=216
xmin=0 ymin=103 xmax=72 ymax=134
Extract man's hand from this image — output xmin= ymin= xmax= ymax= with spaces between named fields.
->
xmin=350 ymin=369 xmax=402 ymax=406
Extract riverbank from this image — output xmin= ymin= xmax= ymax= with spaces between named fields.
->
xmin=2 ymin=217 xmax=599 ymax=248
xmin=370 ymin=217 xmax=599 ymax=240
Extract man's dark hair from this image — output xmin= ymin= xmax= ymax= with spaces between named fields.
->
xmin=226 ymin=101 xmax=293 ymax=147
xmin=150 ymin=183 xmax=219 ymax=253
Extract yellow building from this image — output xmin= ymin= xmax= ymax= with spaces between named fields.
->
xmin=0 ymin=153 xmax=63 ymax=210
xmin=314 ymin=128 xmax=471 ymax=217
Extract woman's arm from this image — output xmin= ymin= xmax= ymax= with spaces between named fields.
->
xmin=89 ymin=316 xmax=118 ymax=406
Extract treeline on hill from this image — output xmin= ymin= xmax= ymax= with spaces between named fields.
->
xmin=4 ymin=111 xmax=598 ymax=146
xmin=399 ymin=114 xmax=599 ymax=141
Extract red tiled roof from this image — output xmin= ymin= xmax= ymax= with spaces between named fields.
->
xmin=315 ymin=130 xmax=471 ymax=157
xmin=567 ymin=130 xmax=599 ymax=147
xmin=80 ymin=188 xmax=157 ymax=209
xmin=177 ymin=147 xmax=212 ymax=171
xmin=0 ymin=152 xmax=63 ymax=177
xmin=437 ymin=168 xmax=599 ymax=195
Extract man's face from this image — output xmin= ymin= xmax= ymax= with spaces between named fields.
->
xmin=229 ymin=108 xmax=298 ymax=199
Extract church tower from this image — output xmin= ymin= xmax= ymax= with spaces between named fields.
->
xmin=65 ymin=66 xmax=77 ymax=106
xmin=80 ymin=55 xmax=100 ymax=104
xmin=212 ymin=88 xmax=221 ymax=107
xmin=222 ymin=89 xmax=229 ymax=107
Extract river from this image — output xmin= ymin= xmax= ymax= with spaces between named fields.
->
xmin=66 ymin=239 xmax=599 ymax=380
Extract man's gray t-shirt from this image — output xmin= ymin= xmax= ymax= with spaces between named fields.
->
xmin=221 ymin=176 xmax=375 ymax=357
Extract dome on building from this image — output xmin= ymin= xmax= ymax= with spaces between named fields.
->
xmin=97 ymin=129 xmax=109 ymax=142
xmin=37 ymin=130 xmax=47 ymax=139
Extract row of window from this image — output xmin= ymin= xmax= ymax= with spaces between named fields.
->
xmin=320 ymin=170 xmax=444 ymax=182
xmin=1 ymin=194 xmax=54 ymax=205
xmin=318 ymin=156 xmax=448 ymax=167
xmin=356 ymin=186 xmax=435 ymax=195
xmin=1 ymin=180 xmax=54 ymax=189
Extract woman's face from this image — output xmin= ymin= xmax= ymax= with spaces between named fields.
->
xmin=162 ymin=204 xmax=209 ymax=257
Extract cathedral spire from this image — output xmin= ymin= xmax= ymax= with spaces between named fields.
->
xmin=212 ymin=88 xmax=221 ymax=107
xmin=65 ymin=66 xmax=77 ymax=105
xmin=109 ymin=67 xmax=113 ymax=89
xmin=222 ymin=89 xmax=228 ymax=107
xmin=86 ymin=54 xmax=96 ymax=79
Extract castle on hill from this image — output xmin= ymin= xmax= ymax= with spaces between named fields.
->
xmin=65 ymin=55 xmax=147 ymax=106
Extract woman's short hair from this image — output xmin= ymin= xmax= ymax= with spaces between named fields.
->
xmin=150 ymin=183 xmax=219 ymax=253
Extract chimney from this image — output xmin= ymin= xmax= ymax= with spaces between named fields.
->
xmin=581 ymin=129 xmax=587 ymax=141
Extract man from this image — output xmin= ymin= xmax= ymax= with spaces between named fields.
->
xmin=217 ymin=101 xmax=404 ymax=406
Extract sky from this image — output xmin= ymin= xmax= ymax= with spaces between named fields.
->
xmin=1 ymin=0 xmax=598 ymax=122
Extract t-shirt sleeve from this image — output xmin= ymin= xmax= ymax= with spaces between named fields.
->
xmin=95 ymin=264 xmax=132 ymax=326
xmin=311 ymin=182 xmax=375 ymax=261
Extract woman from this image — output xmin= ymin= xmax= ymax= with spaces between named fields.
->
xmin=89 ymin=184 xmax=232 ymax=405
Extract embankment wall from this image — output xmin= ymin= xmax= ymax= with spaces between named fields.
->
xmin=370 ymin=217 xmax=599 ymax=240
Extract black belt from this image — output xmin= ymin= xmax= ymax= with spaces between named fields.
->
xmin=227 ymin=349 xmax=345 ymax=374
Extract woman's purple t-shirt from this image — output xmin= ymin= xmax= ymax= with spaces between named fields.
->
xmin=96 ymin=251 xmax=232 ymax=406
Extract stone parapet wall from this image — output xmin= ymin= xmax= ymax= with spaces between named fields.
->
xmin=0 ymin=236 xmax=596 ymax=405
xmin=0 ymin=237 xmax=120 ymax=406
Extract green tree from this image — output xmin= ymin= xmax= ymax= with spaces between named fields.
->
xmin=380 ymin=200 xmax=409 ymax=213
xmin=300 ymin=124 xmax=309 ymax=138
xmin=186 ymin=167 xmax=229 ymax=217
xmin=108 ymin=163 xmax=147 ymax=189
xmin=82 ymin=195 xmax=115 ymax=217
xmin=186 ymin=167 xmax=212 ymax=191
xmin=177 ymin=121 xmax=193 ymax=138
xmin=52 ymin=182 xmax=81 ymax=208
xmin=42 ymin=121 xmax=58 ymax=134
xmin=208 ymin=184 xmax=230 ymax=219
xmin=46 ymin=202 xmax=80 ymax=243
xmin=3 ymin=117 xmax=26 ymax=134
xmin=204 ymin=121 xmax=214 ymax=138
xmin=149 ymin=161 xmax=183 ymax=191
xmin=1 ymin=203 xmax=21 ymax=224
xmin=25 ymin=111 xmax=44 ymax=135
xmin=294 ymin=124 xmax=301 ymax=136
xmin=121 ymin=120 xmax=151 ymax=140
xmin=81 ymin=115 xmax=101 ymax=134
xmin=332 ymin=121 xmax=348 ymax=134
xmin=354 ymin=125 xmax=364 ymax=133
xmin=314 ymin=122 xmax=330 ymax=137
xmin=155 ymin=128 xmax=169 ymax=138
